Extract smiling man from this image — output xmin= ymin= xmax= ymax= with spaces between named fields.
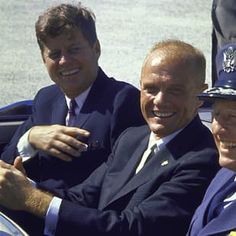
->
xmin=0 ymin=3 xmax=145 ymax=189
xmin=0 ymin=40 xmax=219 ymax=236
xmin=187 ymin=43 xmax=236 ymax=236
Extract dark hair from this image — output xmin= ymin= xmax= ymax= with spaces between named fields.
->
xmin=35 ymin=3 xmax=97 ymax=51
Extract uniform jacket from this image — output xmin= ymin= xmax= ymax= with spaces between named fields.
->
xmin=0 ymin=68 xmax=145 ymax=188
xmin=42 ymin=115 xmax=219 ymax=236
xmin=187 ymin=168 xmax=236 ymax=236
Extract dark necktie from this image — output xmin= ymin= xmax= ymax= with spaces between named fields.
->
xmin=67 ymin=99 xmax=77 ymax=126
xmin=206 ymin=178 xmax=236 ymax=223
xmin=136 ymin=143 xmax=157 ymax=173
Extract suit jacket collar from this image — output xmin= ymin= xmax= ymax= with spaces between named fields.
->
xmin=74 ymin=68 xmax=110 ymax=127
xmin=193 ymin=168 xmax=236 ymax=235
xmin=103 ymin=115 xmax=204 ymax=208
xmin=200 ymin=202 xmax=236 ymax=235
xmin=166 ymin=115 xmax=204 ymax=159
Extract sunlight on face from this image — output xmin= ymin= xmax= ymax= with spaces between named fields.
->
xmin=140 ymin=50 xmax=203 ymax=139
xmin=212 ymin=100 xmax=236 ymax=171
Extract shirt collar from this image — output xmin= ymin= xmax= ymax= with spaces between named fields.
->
xmin=65 ymin=85 xmax=92 ymax=112
xmin=148 ymin=128 xmax=183 ymax=151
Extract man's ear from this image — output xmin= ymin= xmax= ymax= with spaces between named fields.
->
xmin=196 ymin=83 xmax=208 ymax=108
xmin=41 ymin=50 xmax=46 ymax=64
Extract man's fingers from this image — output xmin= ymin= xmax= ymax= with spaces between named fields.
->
xmin=47 ymin=148 xmax=73 ymax=162
xmin=49 ymin=140 xmax=87 ymax=160
xmin=0 ymin=160 xmax=12 ymax=169
xmin=65 ymin=127 xmax=90 ymax=138
xmin=56 ymin=135 xmax=88 ymax=153
xmin=13 ymin=156 xmax=27 ymax=175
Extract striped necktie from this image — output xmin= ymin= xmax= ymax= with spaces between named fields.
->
xmin=67 ymin=99 xmax=77 ymax=126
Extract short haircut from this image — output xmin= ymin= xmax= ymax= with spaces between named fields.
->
xmin=35 ymin=3 xmax=97 ymax=51
xmin=143 ymin=39 xmax=206 ymax=85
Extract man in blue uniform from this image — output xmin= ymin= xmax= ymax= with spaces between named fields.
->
xmin=188 ymin=43 xmax=236 ymax=236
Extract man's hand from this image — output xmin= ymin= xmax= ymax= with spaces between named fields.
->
xmin=28 ymin=125 xmax=90 ymax=161
xmin=0 ymin=160 xmax=34 ymax=211
xmin=0 ymin=160 xmax=52 ymax=218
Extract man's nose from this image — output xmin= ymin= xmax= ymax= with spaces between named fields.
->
xmin=59 ymin=53 xmax=71 ymax=65
xmin=214 ymin=113 xmax=230 ymax=130
xmin=153 ymin=92 xmax=165 ymax=105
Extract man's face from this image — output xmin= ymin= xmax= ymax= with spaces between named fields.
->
xmin=42 ymin=28 xmax=100 ymax=98
xmin=140 ymin=50 xmax=203 ymax=139
xmin=212 ymin=100 xmax=236 ymax=171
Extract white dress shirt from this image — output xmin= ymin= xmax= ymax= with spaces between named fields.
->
xmin=135 ymin=130 xmax=181 ymax=173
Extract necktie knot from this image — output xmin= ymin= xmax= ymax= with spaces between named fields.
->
xmin=150 ymin=143 xmax=157 ymax=154
xmin=136 ymin=143 xmax=157 ymax=174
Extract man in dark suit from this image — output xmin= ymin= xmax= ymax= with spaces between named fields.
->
xmin=212 ymin=0 xmax=236 ymax=84
xmin=0 ymin=40 xmax=219 ymax=236
xmin=0 ymin=3 xmax=144 ymax=188
xmin=187 ymin=44 xmax=236 ymax=236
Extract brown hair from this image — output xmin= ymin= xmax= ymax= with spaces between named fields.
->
xmin=35 ymin=3 xmax=97 ymax=51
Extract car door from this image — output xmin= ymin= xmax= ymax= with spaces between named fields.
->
xmin=0 ymin=100 xmax=32 ymax=154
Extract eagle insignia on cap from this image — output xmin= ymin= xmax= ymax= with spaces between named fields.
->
xmin=223 ymin=46 xmax=236 ymax=73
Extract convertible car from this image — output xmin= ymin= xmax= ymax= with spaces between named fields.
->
xmin=0 ymin=100 xmax=212 ymax=235
xmin=0 ymin=99 xmax=212 ymax=154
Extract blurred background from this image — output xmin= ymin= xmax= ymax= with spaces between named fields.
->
xmin=0 ymin=0 xmax=212 ymax=107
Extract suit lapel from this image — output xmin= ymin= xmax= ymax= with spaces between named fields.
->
xmin=100 ymin=136 xmax=149 ymax=208
xmin=51 ymin=92 xmax=67 ymax=125
xmin=106 ymin=147 xmax=173 ymax=206
xmin=201 ymin=169 xmax=235 ymax=224
xmin=190 ymin=169 xmax=236 ymax=235
xmin=200 ymin=201 xmax=236 ymax=235
xmin=75 ymin=69 xmax=108 ymax=127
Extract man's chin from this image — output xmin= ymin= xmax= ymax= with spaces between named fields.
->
xmin=219 ymin=156 xmax=236 ymax=171
xmin=149 ymin=124 xmax=166 ymax=137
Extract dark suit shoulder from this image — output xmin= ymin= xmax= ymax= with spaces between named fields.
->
xmin=35 ymin=84 xmax=62 ymax=100
xmin=115 ymin=125 xmax=149 ymax=145
xmin=95 ymin=68 xmax=140 ymax=97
